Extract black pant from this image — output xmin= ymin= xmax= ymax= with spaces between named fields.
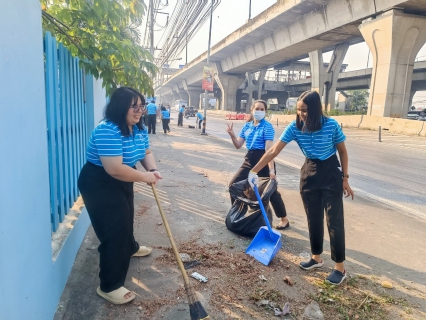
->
xmin=147 ymin=114 xmax=156 ymax=133
xmin=197 ymin=119 xmax=203 ymax=129
xmin=178 ymin=113 xmax=183 ymax=126
xmin=300 ymin=154 xmax=345 ymax=263
xmin=78 ymin=162 xmax=139 ymax=292
xmin=229 ymin=149 xmax=287 ymax=218
xmin=162 ymin=119 xmax=170 ymax=133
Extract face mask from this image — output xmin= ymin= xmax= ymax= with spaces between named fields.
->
xmin=253 ymin=110 xmax=265 ymax=121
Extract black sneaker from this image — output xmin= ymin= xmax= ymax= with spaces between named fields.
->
xmin=326 ymin=269 xmax=347 ymax=285
xmin=299 ymin=258 xmax=324 ymax=271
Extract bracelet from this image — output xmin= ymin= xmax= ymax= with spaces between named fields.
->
xmin=269 ymin=169 xmax=275 ymax=173
xmin=249 ymin=170 xmax=257 ymax=174
xmin=149 ymin=169 xmax=158 ymax=172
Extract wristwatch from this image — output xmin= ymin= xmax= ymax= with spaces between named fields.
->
xmin=342 ymin=173 xmax=349 ymax=179
xmin=149 ymin=169 xmax=158 ymax=172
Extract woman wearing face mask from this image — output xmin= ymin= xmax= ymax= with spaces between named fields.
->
xmin=226 ymin=100 xmax=289 ymax=229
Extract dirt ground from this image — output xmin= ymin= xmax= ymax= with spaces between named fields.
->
xmin=55 ymin=119 xmax=426 ymax=320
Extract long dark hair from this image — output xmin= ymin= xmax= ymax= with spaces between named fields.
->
xmin=246 ymin=100 xmax=268 ymax=122
xmin=104 ymin=87 xmax=146 ymax=136
xmin=296 ymin=90 xmax=324 ymax=132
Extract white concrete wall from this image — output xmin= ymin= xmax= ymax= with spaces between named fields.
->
xmin=93 ymin=77 xmax=107 ymax=124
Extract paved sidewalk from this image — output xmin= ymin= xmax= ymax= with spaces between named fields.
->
xmin=54 ymin=117 xmax=426 ymax=320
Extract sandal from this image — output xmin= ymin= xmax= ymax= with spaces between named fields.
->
xmin=275 ymin=222 xmax=290 ymax=230
xmin=96 ymin=286 xmax=135 ymax=304
xmin=131 ymin=246 xmax=152 ymax=257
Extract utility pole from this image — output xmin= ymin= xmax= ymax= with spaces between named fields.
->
xmin=150 ymin=0 xmax=154 ymax=56
xmin=201 ymin=0 xmax=214 ymax=135
xmin=249 ymin=0 xmax=252 ymax=20
xmin=186 ymin=30 xmax=188 ymax=65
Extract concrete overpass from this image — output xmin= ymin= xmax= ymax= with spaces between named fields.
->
xmin=155 ymin=0 xmax=426 ymax=118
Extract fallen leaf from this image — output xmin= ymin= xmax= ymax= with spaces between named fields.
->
xmin=283 ymin=276 xmax=294 ymax=286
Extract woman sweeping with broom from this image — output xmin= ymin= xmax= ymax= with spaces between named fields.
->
xmin=248 ymin=91 xmax=354 ymax=285
xmin=78 ymin=87 xmax=162 ymax=304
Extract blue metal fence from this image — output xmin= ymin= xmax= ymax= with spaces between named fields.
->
xmin=44 ymin=32 xmax=89 ymax=232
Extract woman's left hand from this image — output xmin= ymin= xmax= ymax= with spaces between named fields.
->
xmin=343 ymin=180 xmax=354 ymax=199
xmin=269 ymin=171 xmax=276 ymax=180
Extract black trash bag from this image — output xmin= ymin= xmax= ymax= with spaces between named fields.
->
xmin=225 ymin=178 xmax=277 ymax=238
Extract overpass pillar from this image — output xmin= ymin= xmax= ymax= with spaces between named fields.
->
xmin=324 ymin=43 xmax=349 ymax=111
xmin=214 ymin=63 xmax=245 ymax=111
xmin=172 ymin=86 xmax=182 ymax=102
xmin=309 ymin=50 xmax=325 ymax=96
xmin=182 ymin=80 xmax=203 ymax=108
xmin=309 ymin=44 xmax=348 ymax=111
xmin=256 ymin=67 xmax=268 ymax=100
xmin=187 ymin=89 xmax=202 ymax=108
xmin=246 ymin=72 xmax=254 ymax=111
xmin=359 ymin=10 xmax=426 ymax=118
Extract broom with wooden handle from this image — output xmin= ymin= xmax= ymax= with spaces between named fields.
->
xmin=151 ymin=185 xmax=209 ymax=320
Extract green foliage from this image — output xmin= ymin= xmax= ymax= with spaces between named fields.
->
xmin=348 ymin=89 xmax=369 ymax=111
xmin=41 ymin=0 xmax=157 ymax=96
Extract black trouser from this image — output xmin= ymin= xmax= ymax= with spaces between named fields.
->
xmin=300 ymin=154 xmax=345 ymax=263
xmin=147 ymin=114 xmax=156 ymax=133
xmin=197 ymin=119 xmax=203 ymax=129
xmin=229 ymin=149 xmax=287 ymax=218
xmin=162 ymin=119 xmax=170 ymax=133
xmin=78 ymin=162 xmax=139 ymax=293
xmin=178 ymin=113 xmax=183 ymax=126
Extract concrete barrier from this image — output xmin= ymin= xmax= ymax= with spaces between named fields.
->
xmin=209 ymin=111 xmax=426 ymax=136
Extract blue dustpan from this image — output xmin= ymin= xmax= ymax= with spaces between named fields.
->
xmin=245 ymin=184 xmax=282 ymax=265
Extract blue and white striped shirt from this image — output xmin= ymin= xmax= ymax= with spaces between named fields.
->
xmin=279 ymin=117 xmax=345 ymax=160
xmin=161 ymin=110 xmax=170 ymax=119
xmin=87 ymin=120 xmax=150 ymax=167
xmin=238 ymin=119 xmax=275 ymax=150
xmin=146 ymin=103 xmax=157 ymax=115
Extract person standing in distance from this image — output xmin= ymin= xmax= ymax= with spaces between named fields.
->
xmin=248 ymin=90 xmax=354 ymax=285
xmin=146 ymin=100 xmax=157 ymax=134
xmin=178 ymin=104 xmax=185 ymax=126
xmin=195 ymin=109 xmax=204 ymax=129
xmin=226 ymin=100 xmax=290 ymax=229
xmin=78 ymin=87 xmax=162 ymax=304
xmin=161 ymin=105 xmax=171 ymax=134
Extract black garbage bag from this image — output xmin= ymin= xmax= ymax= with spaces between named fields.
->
xmin=225 ymin=178 xmax=277 ymax=238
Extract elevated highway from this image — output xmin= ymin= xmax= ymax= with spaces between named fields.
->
xmin=156 ymin=0 xmax=426 ymax=118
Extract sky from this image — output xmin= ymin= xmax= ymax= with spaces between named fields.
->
xmin=148 ymin=0 xmax=426 ymax=105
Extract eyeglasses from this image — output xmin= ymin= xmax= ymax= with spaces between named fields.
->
xmin=131 ymin=104 xmax=145 ymax=112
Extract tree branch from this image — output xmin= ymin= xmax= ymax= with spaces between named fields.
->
xmin=42 ymin=10 xmax=93 ymax=62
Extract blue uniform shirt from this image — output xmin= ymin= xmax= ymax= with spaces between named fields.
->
xmin=279 ymin=117 xmax=346 ymax=160
xmin=179 ymin=107 xmax=185 ymax=113
xmin=161 ymin=110 xmax=170 ymax=119
xmin=197 ymin=112 xmax=204 ymax=120
xmin=87 ymin=120 xmax=150 ymax=168
xmin=146 ymin=103 xmax=157 ymax=115
xmin=238 ymin=119 xmax=275 ymax=150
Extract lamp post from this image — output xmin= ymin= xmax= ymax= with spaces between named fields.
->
xmin=201 ymin=0 xmax=214 ymax=135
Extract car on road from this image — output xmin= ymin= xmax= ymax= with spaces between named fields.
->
xmin=407 ymin=111 xmax=422 ymax=120
xmin=418 ymin=112 xmax=426 ymax=121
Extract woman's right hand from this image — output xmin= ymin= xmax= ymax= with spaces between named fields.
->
xmin=226 ymin=123 xmax=235 ymax=136
xmin=142 ymin=171 xmax=162 ymax=185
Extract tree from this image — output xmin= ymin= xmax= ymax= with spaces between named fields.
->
xmin=41 ymin=0 xmax=157 ymax=96
xmin=348 ymin=89 xmax=369 ymax=111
